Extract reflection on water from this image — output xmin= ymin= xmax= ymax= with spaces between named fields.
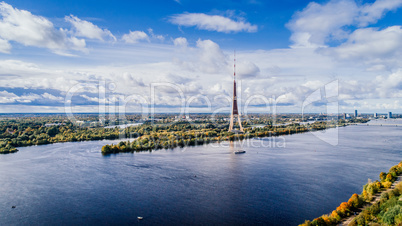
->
xmin=0 ymin=122 xmax=401 ymax=225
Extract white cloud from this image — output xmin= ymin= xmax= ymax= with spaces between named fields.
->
xmin=326 ymin=26 xmax=402 ymax=59
xmin=236 ymin=61 xmax=260 ymax=79
xmin=80 ymin=94 xmax=100 ymax=102
xmin=0 ymin=91 xmax=41 ymax=103
xmin=196 ymin=39 xmax=227 ymax=73
xmin=169 ymin=13 xmax=257 ymax=33
xmin=42 ymin=93 xmax=64 ymax=101
xmin=0 ymin=60 xmax=41 ymax=73
xmin=287 ymin=0 xmax=402 ymax=48
xmin=122 ymin=30 xmax=149 ymax=43
xmin=302 ymin=80 xmax=324 ymax=90
xmin=0 ymin=90 xmax=18 ymax=103
xmin=358 ymin=0 xmax=402 ymax=27
xmin=147 ymin=28 xmax=164 ymax=41
xmin=65 ymin=15 xmax=116 ymax=41
xmin=0 ymin=45 xmax=400 ymax=113
xmin=0 ymin=2 xmax=86 ymax=54
xmin=172 ymin=39 xmax=228 ymax=74
xmin=0 ymin=38 xmax=11 ymax=53
xmin=173 ymin=37 xmax=188 ymax=47
xmin=287 ymin=0 xmax=357 ymax=48
xmin=123 ymin=72 xmax=145 ymax=87
xmin=375 ymin=70 xmax=402 ymax=98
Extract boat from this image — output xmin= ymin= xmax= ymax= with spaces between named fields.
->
xmin=234 ymin=150 xmax=246 ymax=154
xmin=137 ymin=216 xmax=143 ymax=220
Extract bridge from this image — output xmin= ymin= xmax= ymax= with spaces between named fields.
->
xmin=346 ymin=123 xmax=401 ymax=127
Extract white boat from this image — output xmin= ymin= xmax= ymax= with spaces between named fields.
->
xmin=137 ymin=216 xmax=143 ymax=220
xmin=234 ymin=150 xmax=246 ymax=154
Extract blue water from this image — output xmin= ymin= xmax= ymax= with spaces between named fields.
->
xmin=0 ymin=124 xmax=401 ymax=225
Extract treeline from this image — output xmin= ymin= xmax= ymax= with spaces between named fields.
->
xmin=0 ymin=117 xmax=124 ymax=153
xmin=300 ymin=161 xmax=402 ymax=226
xmin=101 ymin=121 xmax=333 ymax=154
xmin=0 ymin=115 xmax=346 ymax=155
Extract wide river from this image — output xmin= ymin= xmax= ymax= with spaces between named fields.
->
xmin=1 ymin=120 xmax=401 ymax=225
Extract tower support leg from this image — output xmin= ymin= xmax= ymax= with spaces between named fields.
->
xmin=238 ymin=114 xmax=244 ymax=132
xmin=229 ymin=113 xmax=234 ymax=131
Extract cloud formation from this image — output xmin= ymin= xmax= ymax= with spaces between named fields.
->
xmin=0 ymin=2 xmax=86 ymax=54
xmin=0 ymin=38 xmax=11 ymax=53
xmin=173 ymin=37 xmax=188 ymax=47
xmin=358 ymin=0 xmax=402 ymax=26
xmin=0 ymin=0 xmax=401 ymax=113
xmin=169 ymin=13 xmax=257 ymax=33
xmin=324 ymin=26 xmax=402 ymax=61
xmin=147 ymin=28 xmax=164 ymax=41
xmin=287 ymin=0 xmax=402 ymax=48
xmin=65 ymin=15 xmax=116 ymax=41
xmin=122 ymin=30 xmax=150 ymax=43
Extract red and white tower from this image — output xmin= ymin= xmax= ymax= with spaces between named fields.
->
xmin=229 ymin=51 xmax=244 ymax=133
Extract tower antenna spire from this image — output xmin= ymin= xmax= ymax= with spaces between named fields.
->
xmin=229 ymin=49 xmax=243 ymax=133
xmin=234 ymin=49 xmax=236 ymax=79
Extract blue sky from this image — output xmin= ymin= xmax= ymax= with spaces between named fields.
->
xmin=7 ymin=0 xmax=322 ymax=49
xmin=0 ymin=0 xmax=402 ymax=114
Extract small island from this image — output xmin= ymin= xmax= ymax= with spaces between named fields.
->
xmin=100 ymin=120 xmax=345 ymax=154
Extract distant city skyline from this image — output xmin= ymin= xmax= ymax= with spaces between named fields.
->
xmin=0 ymin=0 xmax=401 ymax=113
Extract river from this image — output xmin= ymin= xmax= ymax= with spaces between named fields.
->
xmin=0 ymin=121 xmax=401 ymax=225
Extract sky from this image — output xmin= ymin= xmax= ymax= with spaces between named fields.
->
xmin=0 ymin=0 xmax=401 ymax=114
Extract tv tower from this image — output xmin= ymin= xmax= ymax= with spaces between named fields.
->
xmin=229 ymin=50 xmax=244 ymax=133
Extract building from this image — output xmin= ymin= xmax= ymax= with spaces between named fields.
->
xmin=388 ymin=112 xmax=392 ymax=119
xmin=354 ymin=110 xmax=358 ymax=117
xmin=374 ymin=113 xmax=378 ymax=118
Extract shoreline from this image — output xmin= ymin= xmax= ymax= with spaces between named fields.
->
xmin=100 ymin=122 xmax=344 ymax=154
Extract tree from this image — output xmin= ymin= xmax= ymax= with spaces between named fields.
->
xmin=386 ymin=173 xmax=393 ymax=182
xmin=382 ymin=205 xmax=402 ymax=225
xmin=348 ymin=193 xmax=363 ymax=209
xmin=101 ymin=145 xmax=111 ymax=154
xmin=379 ymin=172 xmax=386 ymax=181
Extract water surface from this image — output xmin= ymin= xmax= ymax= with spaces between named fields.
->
xmin=0 ymin=122 xmax=401 ymax=225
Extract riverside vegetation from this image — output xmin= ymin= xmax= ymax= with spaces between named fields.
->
xmin=0 ymin=116 xmax=122 ymax=154
xmin=100 ymin=120 xmax=345 ymax=154
xmin=300 ymin=161 xmax=402 ymax=226
xmin=0 ymin=113 xmax=368 ymax=154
